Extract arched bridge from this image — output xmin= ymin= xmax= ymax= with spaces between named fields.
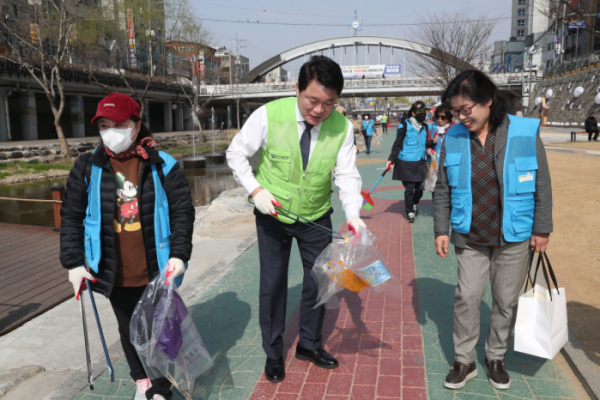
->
xmin=241 ymin=36 xmax=478 ymax=83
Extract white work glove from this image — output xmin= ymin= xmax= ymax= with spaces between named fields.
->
xmin=347 ymin=215 xmax=366 ymax=236
xmin=164 ymin=258 xmax=185 ymax=285
xmin=68 ymin=266 xmax=96 ymax=300
xmin=252 ymin=188 xmax=281 ymax=216
xmin=386 ymin=161 xmax=394 ymax=172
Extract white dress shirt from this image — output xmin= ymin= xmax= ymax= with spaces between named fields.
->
xmin=226 ymin=101 xmax=363 ymax=219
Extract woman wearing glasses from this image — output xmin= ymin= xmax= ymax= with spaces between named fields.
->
xmin=433 ymin=70 xmax=553 ymax=391
xmin=425 ymin=106 xmax=455 ymax=194
xmin=387 ymin=101 xmax=432 ymax=223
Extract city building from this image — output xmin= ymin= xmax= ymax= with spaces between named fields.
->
xmin=215 ymin=47 xmax=250 ymax=84
xmin=165 ymin=41 xmax=222 ymax=84
xmin=262 ymin=66 xmax=289 ymax=83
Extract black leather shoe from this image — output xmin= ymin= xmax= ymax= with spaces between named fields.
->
xmin=484 ymin=359 xmax=510 ymax=389
xmin=264 ymin=357 xmax=285 ymax=383
xmin=443 ymin=361 xmax=477 ymax=389
xmin=295 ymin=344 xmax=339 ymax=369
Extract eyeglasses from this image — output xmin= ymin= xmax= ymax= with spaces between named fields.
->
xmin=436 ymin=115 xmax=448 ymax=121
xmin=450 ymin=103 xmax=478 ymax=116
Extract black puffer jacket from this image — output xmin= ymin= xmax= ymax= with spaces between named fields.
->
xmin=59 ymin=145 xmax=195 ymax=297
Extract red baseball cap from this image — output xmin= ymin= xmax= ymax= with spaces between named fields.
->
xmin=91 ymin=93 xmax=140 ymax=125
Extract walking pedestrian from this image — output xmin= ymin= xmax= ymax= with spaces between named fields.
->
xmin=362 ymin=114 xmax=375 ymax=154
xmin=585 ymin=112 xmax=599 ymax=141
xmin=433 ymin=70 xmax=553 ymax=391
xmin=60 ymin=93 xmax=195 ymax=400
xmin=382 ymin=113 xmax=388 ymax=133
xmin=226 ymin=56 xmax=364 ymax=384
xmin=386 ymin=101 xmax=432 ymax=223
xmin=425 ymin=105 xmax=454 ymax=195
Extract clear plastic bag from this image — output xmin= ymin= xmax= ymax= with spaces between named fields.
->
xmin=424 ymin=157 xmax=438 ymax=192
xmin=375 ymin=133 xmax=382 ymax=147
xmin=311 ymin=226 xmax=402 ymax=309
xmin=130 ymin=270 xmax=213 ymax=398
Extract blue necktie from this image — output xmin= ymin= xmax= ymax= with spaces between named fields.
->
xmin=300 ymin=121 xmax=313 ymax=171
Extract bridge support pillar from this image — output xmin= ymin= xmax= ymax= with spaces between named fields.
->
xmin=164 ymin=102 xmax=173 ymax=132
xmin=143 ymin=99 xmax=150 ymax=127
xmin=70 ymin=95 xmax=85 ymax=138
xmin=0 ymin=89 xmax=10 ymax=142
xmin=20 ymin=91 xmax=38 ymax=140
xmin=175 ymin=103 xmax=184 ymax=131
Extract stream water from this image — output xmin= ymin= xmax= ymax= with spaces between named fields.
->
xmin=0 ymin=156 xmax=257 ymax=227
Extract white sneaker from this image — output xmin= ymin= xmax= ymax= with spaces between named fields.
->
xmin=153 ymin=396 xmax=166 ymax=400
xmin=407 ymin=212 xmax=415 ymax=223
xmin=135 ymin=378 xmax=152 ymax=400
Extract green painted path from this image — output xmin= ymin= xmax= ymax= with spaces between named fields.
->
xmin=73 ymin=132 xmax=584 ymax=399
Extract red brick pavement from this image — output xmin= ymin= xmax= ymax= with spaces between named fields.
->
xmin=249 ymin=193 xmax=428 ymax=400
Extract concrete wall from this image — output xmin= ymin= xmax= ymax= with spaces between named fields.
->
xmin=525 ymin=68 xmax=600 ymax=126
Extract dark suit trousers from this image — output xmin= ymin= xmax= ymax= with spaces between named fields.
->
xmin=255 ymin=208 xmax=333 ymax=359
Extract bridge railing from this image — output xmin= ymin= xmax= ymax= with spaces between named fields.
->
xmin=197 ymin=74 xmax=534 ymax=97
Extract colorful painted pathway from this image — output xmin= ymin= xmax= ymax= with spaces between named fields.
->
xmin=74 ymin=134 xmax=583 ymax=399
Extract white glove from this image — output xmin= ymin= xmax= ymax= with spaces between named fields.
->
xmin=164 ymin=258 xmax=185 ymax=285
xmin=347 ymin=215 xmax=366 ymax=235
xmin=252 ymin=188 xmax=280 ymax=216
xmin=68 ymin=266 xmax=96 ymax=300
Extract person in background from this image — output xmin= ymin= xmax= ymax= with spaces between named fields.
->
xmin=382 ymin=113 xmax=388 ymax=133
xmin=425 ymin=105 xmax=454 ymax=196
xmin=386 ymin=101 xmax=432 ymax=223
xmin=337 ymin=106 xmax=359 ymax=155
xmin=226 ymin=56 xmax=365 ymax=384
xmin=60 ymin=93 xmax=195 ymax=400
xmin=362 ymin=114 xmax=375 ymax=154
xmin=585 ymin=112 xmax=599 ymax=141
xmin=433 ymin=70 xmax=552 ymax=391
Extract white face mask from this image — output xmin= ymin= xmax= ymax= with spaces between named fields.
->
xmin=100 ymin=126 xmax=136 ymax=154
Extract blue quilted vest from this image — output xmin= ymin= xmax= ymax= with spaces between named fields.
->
xmin=83 ymin=150 xmax=187 ymax=286
xmin=444 ymin=115 xmax=539 ymax=242
xmin=397 ymin=121 xmax=427 ymax=162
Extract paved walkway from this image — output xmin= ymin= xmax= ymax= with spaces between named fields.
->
xmin=73 ymin=135 xmax=585 ymax=399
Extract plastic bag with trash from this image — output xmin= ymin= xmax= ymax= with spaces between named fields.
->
xmin=311 ymin=226 xmax=402 ymax=309
xmin=424 ymin=157 xmax=438 ymax=192
xmin=130 ymin=270 xmax=213 ymax=398
xmin=375 ymin=133 xmax=382 ymax=147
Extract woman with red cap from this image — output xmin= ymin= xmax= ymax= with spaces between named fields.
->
xmin=59 ymin=93 xmax=195 ymax=400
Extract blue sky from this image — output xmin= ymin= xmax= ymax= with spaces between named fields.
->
xmin=191 ymin=0 xmax=513 ymax=77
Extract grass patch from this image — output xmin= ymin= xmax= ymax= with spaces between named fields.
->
xmin=165 ymin=144 xmax=229 ymax=156
xmin=0 ymin=161 xmax=73 ymax=180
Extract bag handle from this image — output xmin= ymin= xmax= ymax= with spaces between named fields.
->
xmin=525 ymin=251 xmax=561 ymax=301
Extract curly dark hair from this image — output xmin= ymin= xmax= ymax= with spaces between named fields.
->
xmin=434 ymin=105 xmax=452 ymax=122
xmin=442 ymin=70 xmax=506 ymax=129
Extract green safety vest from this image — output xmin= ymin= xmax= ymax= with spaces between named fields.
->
xmin=256 ymin=97 xmax=348 ymax=224
xmin=382 ymin=115 xmax=388 ymax=123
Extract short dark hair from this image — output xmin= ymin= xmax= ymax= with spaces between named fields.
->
xmin=442 ymin=70 xmax=506 ymax=129
xmin=298 ymin=56 xmax=344 ymax=96
xmin=434 ymin=105 xmax=452 ymax=121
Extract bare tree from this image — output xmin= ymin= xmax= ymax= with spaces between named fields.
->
xmin=88 ymin=0 xmax=212 ymax=116
xmin=0 ymin=0 xmax=101 ymax=156
xmin=409 ymin=11 xmax=497 ymax=86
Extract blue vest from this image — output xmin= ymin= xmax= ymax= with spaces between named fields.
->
xmin=398 ymin=121 xmax=427 ymax=162
xmin=362 ymin=119 xmax=374 ymax=136
xmin=444 ymin=115 xmax=539 ymax=242
xmin=83 ymin=150 xmax=187 ymax=286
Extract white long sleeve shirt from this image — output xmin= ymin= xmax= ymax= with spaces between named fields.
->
xmin=226 ymin=101 xmax=363 ymax=219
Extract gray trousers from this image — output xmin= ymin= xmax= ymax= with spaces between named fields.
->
xmin=453 ymin=240 xmax=530 ymax=364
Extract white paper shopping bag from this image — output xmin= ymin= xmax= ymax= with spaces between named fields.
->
xmin=514 ymin=284 xmax=568 ymax=359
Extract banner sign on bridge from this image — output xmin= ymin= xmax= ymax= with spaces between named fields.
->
xmin=341 ymin=64 xmax=401 ymax=79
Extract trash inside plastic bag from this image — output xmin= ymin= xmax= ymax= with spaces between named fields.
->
xmin=375 ymin=133 xmax=382 ymax=147
xmin=311 ymin=226 xmax=402 ymax=309
xmin=130 ymin=270 xmax=213 ymax=398
xmin=424 ymin=157 xmax=438 ymax=192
